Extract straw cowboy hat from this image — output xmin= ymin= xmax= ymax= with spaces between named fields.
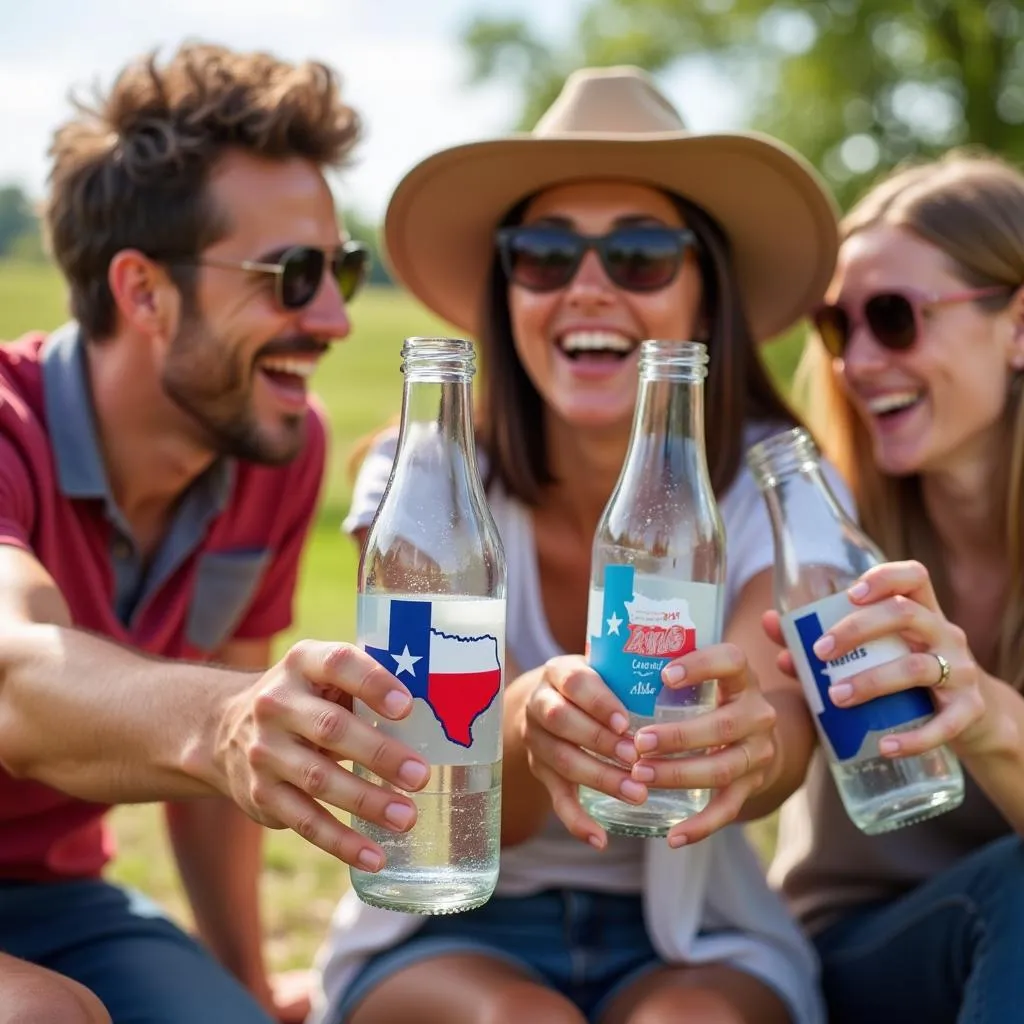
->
xmin=383 ymin=65 xmax=839 ymax=343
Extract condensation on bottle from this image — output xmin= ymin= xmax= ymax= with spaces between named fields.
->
xmin=351 ymin=336 xmax=507 ymax=913
xmin=746 ymin=425 xmax=964 ymax=835
xmin=580 ymin=339 xmax=726 ymax=838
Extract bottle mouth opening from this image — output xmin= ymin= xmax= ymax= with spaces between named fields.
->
xmin=401 ymin=336 xmax=476 ymax=379
xmin=745 ymin=426 xmax=820 ymax=486
xmin=638 ymin=339 xmax=709 ymax=381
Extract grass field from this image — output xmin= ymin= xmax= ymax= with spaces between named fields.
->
xmin=0 ymin=259 xmax=801 ymax=974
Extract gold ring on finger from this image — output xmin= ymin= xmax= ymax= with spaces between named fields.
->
xmin=932 ymin=652 xmax=951 ymax=689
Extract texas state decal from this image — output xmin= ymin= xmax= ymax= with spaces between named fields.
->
xmin=586 ymin=564 xmax=721 ymax=717
xmin=356 ymin=595 xmax=506 ymax=765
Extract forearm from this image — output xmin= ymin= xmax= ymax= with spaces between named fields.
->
xmin=0 ymin=621 xmax=249 ymax=801
xmin=738 ymin=688 xmax=816 ymax=822
xmin=958 ymin=673 xmax=1024 ymax=834
xmin=500 ymin=668 xmax=552 ymax=847
xmin=166 ymin=799 xmax=269 ymax=995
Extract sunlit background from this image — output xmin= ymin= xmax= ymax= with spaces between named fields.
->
xmin=1 ymin=0 xmax=1018 ymax=977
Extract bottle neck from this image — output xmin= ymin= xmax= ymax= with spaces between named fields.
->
xmin=398 ymin=337 xmax=476 ymax=457
xmin=746 ymin=427 xmax=884 ymax=609
xmin=624 ymin=339 xmax=708 ymax=476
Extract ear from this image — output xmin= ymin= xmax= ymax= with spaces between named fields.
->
xmin=107 ymin=250 xmax=180 ymax=342
xmin=1005 ymin=285 xmax=1024 ymax=372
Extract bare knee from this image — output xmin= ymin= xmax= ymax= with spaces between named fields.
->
xmin=479 ymin=979 xmax=586 ymax=1024
xmin=625 ymin=987 xmax=750 ymax=1024
xmin=0 ymin=974 xmax=111 ymax=1024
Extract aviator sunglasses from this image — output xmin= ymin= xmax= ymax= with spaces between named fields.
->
xmin=496 ymin=224 xmax=698 ymax=293
xmin=186 ymin=240 xmax=371 ymax=310
xmin=813 ymin=285 xmax=1010 ymax=358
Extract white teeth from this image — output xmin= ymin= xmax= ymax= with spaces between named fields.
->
xmin=867 ymin=391 xmax=923 ymax=414
xmin=558 ymin=330 xmax=635 ymax=354
xmin=259 ymin=358 xmax=317 ymax=378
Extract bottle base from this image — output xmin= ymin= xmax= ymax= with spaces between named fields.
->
xmin=351 ymin=867 xmax=497 ymax=916
xmin=579 ymin=787 xmax=710 ymax=838
xmin=851 ymin=779 xmax=965 ymax=836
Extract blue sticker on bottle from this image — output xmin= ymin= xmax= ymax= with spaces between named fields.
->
xmin=781 ymin=591 xmax=934 ymax=762
xmin=586 ymin=564 xmax=721 ymax=717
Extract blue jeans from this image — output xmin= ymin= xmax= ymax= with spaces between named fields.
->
xmin=0 ymin=878 xmax=274 ymax=1024
xmin=814 ymin=834 xmax=1024 ymax=1024
xmin=332 ymin=889 xmax=664 ymax=1023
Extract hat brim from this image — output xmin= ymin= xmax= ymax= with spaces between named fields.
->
xmin=383 ymin=131 xmax=838 ymax=343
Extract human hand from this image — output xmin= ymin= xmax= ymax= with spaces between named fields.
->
xmin=271 ymin=969 xmax=313 ymax=1024
xmin=521 ymin=654 xmax=641 ymax=849
xmin=630 ymin=642 xmax=777 ymax=847
xmin=803 ymin=560 xmax=992 ymax=758
xmin=211 ymin=640 xmax=431 ymax=870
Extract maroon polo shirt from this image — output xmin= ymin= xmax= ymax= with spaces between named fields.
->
xmin=0 ymin=323 xmax=327 ymax=881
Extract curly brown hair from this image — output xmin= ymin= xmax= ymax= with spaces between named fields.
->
xmin=44 ymin=41 xmax=362 ymax=340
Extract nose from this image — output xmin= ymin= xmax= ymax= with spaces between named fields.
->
xmin=298 ymin=271 xmax=351 ymax=343
xmin=563 ymin=248 xmax=616 ymax=308
xmin=840 ymin=321 xmax=891 ymax=382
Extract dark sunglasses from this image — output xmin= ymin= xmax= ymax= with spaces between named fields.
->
xmin=189 ymin=240 xmax=370 ymax=309
xmin=496 ymin=224 xmax=698 ymax=294
xmin=813 ymin=285 xmax=1010 ymax=357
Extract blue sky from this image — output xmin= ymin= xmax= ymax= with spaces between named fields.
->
xmin=0 ymin=0 xmax=742 ymax=220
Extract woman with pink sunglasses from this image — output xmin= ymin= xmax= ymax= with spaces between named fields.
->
xmin=765 ymin=151 xmax=1024 ymax=1024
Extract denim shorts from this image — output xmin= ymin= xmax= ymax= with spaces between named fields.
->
xmin=331 ymin=888 xmax=664 ymax=1023
xmin=0 ymin=878 xmax=273 ymax=1023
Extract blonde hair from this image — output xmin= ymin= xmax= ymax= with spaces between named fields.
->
xmin=795 ymin=150 xmax=1024 ymax=685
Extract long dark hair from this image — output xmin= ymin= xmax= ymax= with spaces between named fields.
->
xmin=475 ymin=191 xmax=798 ymax=504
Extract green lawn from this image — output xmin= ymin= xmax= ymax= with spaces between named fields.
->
xmin=0 ymin=259 xmax=796 ymax=972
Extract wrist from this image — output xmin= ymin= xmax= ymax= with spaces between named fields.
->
xmin=958 ymin=673 xmax=1020 ymax=762
xmin=178 ymin=669 xmax=258 ymax=797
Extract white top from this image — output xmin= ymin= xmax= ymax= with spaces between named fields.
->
xmin=309 ymin=421 xmax=849 ymax=1024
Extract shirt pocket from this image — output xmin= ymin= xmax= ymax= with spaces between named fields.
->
xmin=187 ymin=549 xmax=271 ymax=653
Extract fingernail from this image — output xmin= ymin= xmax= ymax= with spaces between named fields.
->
xmin=384 ymin=690 xmax=412 ymax=717
xmin=663 ymin=664 xmax=686 ymax=685
xmin=398 ymin=760 xmax=430 ymax=789
xmin=588 ymin=833 xmax=606 ymax=851
xmin=615 ymin=740 xmax=638 ymax=764
xmin=610 ymin=712 xmax=629 ymax=735
xmin=357 ymin=849 xmax=383 ymax=871
xmin=635 ymin=731 xmax=658 ymax=754
xmin=849 ymin=581 xmax=870 ymax=599
xmin=384 ymin=802 xmax=415 ymax=830
xmin=829 ymin=683 xmax=853 ymax=704
xmin=669 ymin=834 xmax=688 ymax=849
xmin=620 ymin=779 xmax=647 ymax=802
xmin=814 ymin=634 xmax=836 ymax=658
xmin=632 ymin=764 xmax=655 ymax=783
xmin=880 ymin=737 xmax=900 ymax=755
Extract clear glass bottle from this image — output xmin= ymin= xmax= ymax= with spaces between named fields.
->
xmin=746 ymin=425 xmax=964 ymax=835
xmin=351 ymin=336 xmax=507 ymax=913
xmin=580 ymin=340 xmax=725 ymax=837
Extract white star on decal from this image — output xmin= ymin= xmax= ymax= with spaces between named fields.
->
xmin=606 ymin=612 xmax=623 ymax=635
xmin=391 ymin=644 xmax=422 ymax=678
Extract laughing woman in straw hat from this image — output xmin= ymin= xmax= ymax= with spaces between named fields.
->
xmin=308 ymin=67 xmax=844 ymax=1024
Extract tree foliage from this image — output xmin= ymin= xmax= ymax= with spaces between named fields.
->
xmin=461 ymin=0 xmax=1024 ymax=207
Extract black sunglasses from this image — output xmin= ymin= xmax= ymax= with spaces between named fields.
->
xmin=813 ymin=285 xmax=1010 ymax=357
xmin=496 ymin=224 xmax=698 ymax=294
xmin=187 ymin=240 xmax=371 ymax=309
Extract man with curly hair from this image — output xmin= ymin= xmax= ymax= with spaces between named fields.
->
xmin=0 ymin=42 xmax=430 ymax=1024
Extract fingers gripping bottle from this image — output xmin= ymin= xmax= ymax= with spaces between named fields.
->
xmin=352 ymin=337 xmax=507 ymax=913
xmin=746 ymin=426 xmax=964 ymax=835
xmin=580 ymin=340 xmax=726 ymax=838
